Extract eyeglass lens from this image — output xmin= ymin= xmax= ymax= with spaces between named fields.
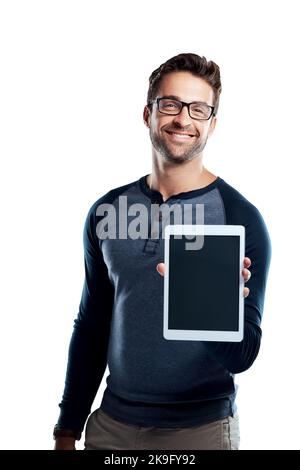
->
xmin=159 ymin=99 xmax=211 ymax=119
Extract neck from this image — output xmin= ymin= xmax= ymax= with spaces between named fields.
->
xmin=147 ymin=155 xmax=217 ymax=201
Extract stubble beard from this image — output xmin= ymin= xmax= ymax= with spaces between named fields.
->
xmin=149 ymin=128 xmax=208 ymax=164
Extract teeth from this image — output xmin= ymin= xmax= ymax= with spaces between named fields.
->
xmin=171 ymin=133 xmax=192 ymax=138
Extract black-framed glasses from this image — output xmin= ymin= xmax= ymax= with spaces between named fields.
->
xmin=148 ymin=97 xmax=215 ymax=121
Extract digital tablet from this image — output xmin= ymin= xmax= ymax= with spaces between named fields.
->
xmin=163 ymin=225 xmax=245 ymax=342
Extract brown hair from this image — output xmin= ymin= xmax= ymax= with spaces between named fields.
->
xmin=147 ymin=53 xmax=222 ymax=115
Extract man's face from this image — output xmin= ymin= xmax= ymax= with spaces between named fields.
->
xmin=144 ymin=71 xmax=217 ymax=164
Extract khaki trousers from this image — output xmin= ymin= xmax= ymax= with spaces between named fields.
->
xmin=84 ymin=408 xmax=240 ymax=450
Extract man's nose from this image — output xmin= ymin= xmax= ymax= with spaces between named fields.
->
xmin=172 ymin=104 xmax=193 ymax=127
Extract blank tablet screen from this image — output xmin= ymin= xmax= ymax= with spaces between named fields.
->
xmin=168 ymin=234 xmax=240 ymax=331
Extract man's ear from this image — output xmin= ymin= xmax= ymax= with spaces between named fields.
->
xmin=143 ymin=105 xmax=151 ymax=128
xmin=208 ymin=116 xmax=217 ymax=138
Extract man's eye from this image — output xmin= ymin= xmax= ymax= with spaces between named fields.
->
xmin=164 ymin=102 xmax=177 ymax=108
xmin=193 ymin=107 xmax=205 ymax=114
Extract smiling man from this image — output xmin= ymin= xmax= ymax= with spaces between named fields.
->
xmin=53 ymin=53 xmax=271 ymax=450
xmin=147 ymin=74 xmax=216 ymax=165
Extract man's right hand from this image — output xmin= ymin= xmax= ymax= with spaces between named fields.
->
xmin=54 ymin=437 xmax=76 ymax=450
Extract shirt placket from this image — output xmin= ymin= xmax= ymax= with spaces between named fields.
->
xmin=143 ymin=198 xmax=180 ymax=255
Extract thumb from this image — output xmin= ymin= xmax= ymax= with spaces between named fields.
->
xmin=156 ymin=263 xmax=165 ymax=276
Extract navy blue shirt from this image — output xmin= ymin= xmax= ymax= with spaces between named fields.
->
xmin=57 ymin=175 xmax=272 ymax=435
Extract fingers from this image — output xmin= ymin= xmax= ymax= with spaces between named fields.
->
xmin=156 ymin=263 xmax=165 ymax=276
xmin=242 ymin=268 xmax=251 ymax=282
xmin=243 ymin=257 xmax=251 ymax=297
xmin=243 ymin=287 xmax=250 ymax=298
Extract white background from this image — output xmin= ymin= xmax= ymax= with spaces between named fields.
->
xmin=0 ymin=0 xmax=299 ymax=450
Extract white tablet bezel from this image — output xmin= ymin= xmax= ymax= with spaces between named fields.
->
xmin=163 ymin=224 xmax=245 ymax=342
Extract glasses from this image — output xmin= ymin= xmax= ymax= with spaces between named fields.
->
xmin=148 ymin=97 xmax=215 ymax=121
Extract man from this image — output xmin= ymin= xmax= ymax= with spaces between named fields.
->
xmin=53 ymin=53 xmax=271 ymax=450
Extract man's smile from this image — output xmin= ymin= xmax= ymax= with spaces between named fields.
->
xmin=164 ymin=130 xmax=196 ymax=142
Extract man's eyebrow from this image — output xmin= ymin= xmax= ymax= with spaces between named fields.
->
xmin=160 ymin=95 xmax=182 ymax=100
xmin=160 ymin=95 xmax=209 ymax=105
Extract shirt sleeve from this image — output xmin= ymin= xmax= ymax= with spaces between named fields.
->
xmin=203 ymin=200 xmax=272 ymax=374
xmin=56 ymin=203 xmax=114 ymax=433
